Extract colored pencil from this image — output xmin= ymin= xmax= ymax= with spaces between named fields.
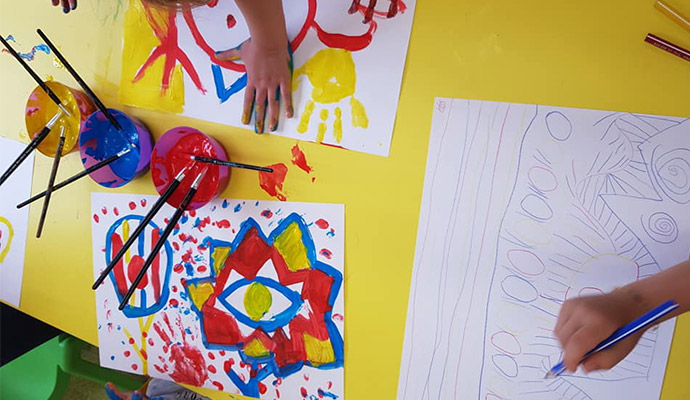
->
xmin=545 ymin=300 xmax=679 ymax=378
xmin=36 ymin=29 xmax=122 ymax=131
xmin=645 ymin=33 xmax=690 ymax=62
xmin=92 ymin=167 xmax=190 ymax=290
xmin=0 ymin=35 xmax=72 ymax=117
xmin=0 ymin=110 xmax=63 ymax=189
xmin=655 ymin=1 xmax=690 ymax=34
xmin=118 ymin=171 xmax=205 ymax=311
xmin=192 ymin=155 xmax=274 ymax=173
xmin=36 ymin=126 xmax=66 ymax=238
xmin=16 ymin=148 xmax=131 ymax=209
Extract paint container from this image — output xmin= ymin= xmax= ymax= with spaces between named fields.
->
xmin=151 ymin=127 xmax=230 ymax=211
xmin=25 ymin=81 xmax=96 ymax=157
xmin=79 ymin=109 xmax=153 ymax=188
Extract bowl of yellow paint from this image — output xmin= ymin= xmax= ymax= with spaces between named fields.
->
xmin=24 ymin=81 xmax=96 ymax=157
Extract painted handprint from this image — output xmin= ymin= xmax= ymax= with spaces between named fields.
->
xmin=153 ymin=312 xmax=209 ymax=387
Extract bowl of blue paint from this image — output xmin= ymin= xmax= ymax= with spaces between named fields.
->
xmin=79 ymin=109 xmax=153 ymax=188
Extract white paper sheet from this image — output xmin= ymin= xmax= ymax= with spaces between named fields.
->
xmin=120 ymin=0 xmax=416 ymax=157
xmin=398 ymin=98 xmax=689 ymax=400
xmin=92 ymin=193 xmax=344 ymax=399
xmin=0 ymin=138 xmax=34 ymax=307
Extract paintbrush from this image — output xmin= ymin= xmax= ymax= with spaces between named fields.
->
xmin=16 ymin=148 xmax=131 ymax=209
xmin=118 ymin=170 xmax=206 ymax=311
xmin=92 ymin=166 xmax=190 ymax=290
xmin=191 ymin=155 xmax=274 ymax=173
xmin=35 ymin=29 xmax=121 ymax=131
xmin=0 ymin=35 xmax=72 ymax=117
xmin=0 ymin=110 xmax=63 ymax=189
xmin=36 ymin=126 xmax=66 ymax=238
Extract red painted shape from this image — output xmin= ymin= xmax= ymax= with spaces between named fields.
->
xmin=129 ymin=338 xmax=135 ymax=345
xmin=172 ymin=242 xmax=180 ymax=251
xmin=197 ymin=265 xmax=207 ymax=273
xmin=151 ymin=228 xmax=162 ymax=301
xmin=315 ymin=219 xmax=329 ymax=229
xmin=102 ymin=207 xmax=108 ymax=215
xmin=259 ymin=163 xmax=288 ymax=201
xmin=114 ymin=207 xmax=120 ymax=216
xmin=93 ymin=214 xmax=100 ymax=223
xmin=319 ymin=248 xmax=332 ymax=259
xmin=110 ymin=232 xmax=129 ymax=296
xmin=127 ymin=255 xmax=149 ymax=289
xmin=141 ymin=199 xmax=147 ymax=207
xmin=207 ymin=0 xmax=218 ymax=6
xmin=258 ymin=382 xmax=267 ymax=394
xmin=261 ymin=209 xmax=273 ymax=219
xmin=148 ymin=338 xmax=154 ymax=347
xmin=226 ymin=14 xmax=236 ymax=29
xmin=220 ymin=227 xmax=272 ymax=285
xmin=212 ymin=381 xmax=224 ymax=391
xmin=201 ymin=304 xmax=243 ymax=345
xmin=303 ymin=269 xmax=335 ymax=314
xmin=216 ymin=219 xmax=231 ymax=228
xmin=168 ymin=342 xmax=208 ymax=386
xmin=129 ymin=202 xmax=136 ymax=210
xmin=208 ymin=365 xmax=217 ymax=374
xmin=301 ymin=387 xmax=308 ymax=397
xmin=173 ymin=264 xmax=183 ymax=273
xmin=124 ymin=350 xmax=131 ymax=357
xmin=208 ymin=352 xmax=215 ymax=360
xmin=169 ymin=298 xmax=179 ymax=307
xmin=291 ymin=144 xmax=312 ymax=173
xmin=131 ymin=364 xmax=138 ymax=371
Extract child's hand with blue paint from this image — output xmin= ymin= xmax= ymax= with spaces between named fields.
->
xmin=216 ymin=0 xmax=292 ymax=134
xmin=105 ymin=382 xmax=162 ymax=400
xmin=50 ymin=0 xmax=76 ymax=14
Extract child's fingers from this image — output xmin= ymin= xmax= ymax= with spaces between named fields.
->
xmin=242 ymin=86 xmax=255 ymax=125
xmin=69 ymin=0 xmax=77 ymax=10
xmin=104 ymin=383 xmax=127 ymax=400
xmin=562 ymin=326 xmax=609 ymax=372
xmin=267 ymin=86 xmax=280 ymax=131
xmin=581 ymin=334 xmax=640 ymax=372
xmin=254 ymin=89 xmax=268 ymax=134
xmin=215 ymin=46 xmax=242 ymax=61
xmin=61 ymin=0 xmax=70 ymax=12
xmin=52 ymin=0 xmax=60 ymax=6
xmin=281 ymin=81 xmax=293 ymax=118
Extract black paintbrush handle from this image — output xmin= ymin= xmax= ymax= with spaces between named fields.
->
xmin=0 ymin=35 xmax=64 ymax=108
xmin=92 ymin=178 xmax=182 ymax=290
xmin=35 ymin=29 xmax=121 ymax=131
xmin=17 ymin=153 xmax=122 ymax=209
xmin=118 ymin=185 xmax=198 ymax=310
xmin=194 ymin=156 xmax=274 ymax=173
xmin=36 ymin=135 xmax=65 ymax=238
xmin=0 ymin=125 xmax=52 ymax=189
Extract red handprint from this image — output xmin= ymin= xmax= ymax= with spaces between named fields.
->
xmin=153 ymin=312 xmax=208 ymax=387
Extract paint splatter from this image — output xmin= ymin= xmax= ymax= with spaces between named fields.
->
xmin=129 ymin=201 xmax=136 ymax=210
xmin=291 ymin=144 xmax=312 ymax=173
xmin=234 ymin=203 xmax=242 ymax=213
xmin=319 ymin=249 xmax=333 ymax=259
xmin=216 ymin=219 xmax=231 ymax=228
xmin=93 ymin=214 xmax=100 ymax=223
xmin=1 ymin=36 xmax=51 ymax=62
xmin=259 ymin=163 xmax=288 ymax=201
xmin=226 ymin=14 xmax=236 ymax=28
xmin=261 ymin=209 xmax=274 ymax=219
xmin=315 ymin=219 xmax=329 ymax=229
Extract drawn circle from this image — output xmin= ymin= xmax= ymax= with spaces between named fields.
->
xmin=520 ymin=194 xmax=553 ymax=221
xmin=643 ymin=212 xmax=678 ymax=244
xmin=80 ymin=109 xmax=153 ymax=188
xmin=652 ymin=148 xmax=690 ymax=203
xmin=501 ymin=275 xmax=538 ymax=303
xmin=492 ymin=354 xmax=519 ymax=378
xmin=25 ymin=81 xmax=96 ymax=156
xmin=528 ymin=166 xmax=558 ymax=192
xmin=490 ymin=331 xmax=522 ymax=355
xmin=545 ymin=111 xmax=572 ymax=141
xmin=151 ymin=127 xmax=230 ymax=211
xmin=507 ymin=249 xmax=546 ymax=277
xmin=579 ymin=286 xmax=604 ymax=296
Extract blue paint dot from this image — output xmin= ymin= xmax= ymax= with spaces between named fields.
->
xmin=110 ymin=355 xmax=115 ymax=361
xmin=234 ymin=203 xmax=242 ymax=213
xmin=222 ymin=200 xmax=229 ymax=209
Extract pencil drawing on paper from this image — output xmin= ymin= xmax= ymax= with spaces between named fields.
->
xmin=398 ymin=99 xmax=689 ymax=400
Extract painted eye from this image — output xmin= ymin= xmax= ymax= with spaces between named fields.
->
xmin=217 ymin=277 xmax=303 ymax=332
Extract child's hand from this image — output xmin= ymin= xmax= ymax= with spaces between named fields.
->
xmin=216 ymin=39 xmax=293 ymax=134
xmin=105 ymin=382 xmax=161 ymax=400
xmin=51 ymin=0 xmax=76 ymax=13
xmin=554 ymin=291 xmax=645 ymax=373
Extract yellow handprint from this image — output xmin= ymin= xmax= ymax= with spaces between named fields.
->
xmin=293 ymin=48 xmax=369 ymax=144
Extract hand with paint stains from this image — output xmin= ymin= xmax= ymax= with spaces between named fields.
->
xmin=104 ymin=382 xmax=158 ymax=400
xmin=50 ymin=0 xmax=76 ymax=14
xmin=216 ymin=0 xmax=292 ymax=134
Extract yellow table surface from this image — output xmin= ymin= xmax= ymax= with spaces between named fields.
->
xmin=1 ymin=0 xmax=689 ymax=399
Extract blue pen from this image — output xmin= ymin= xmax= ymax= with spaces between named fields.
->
xmin=545 ymin=300 xmax=679 ymax=378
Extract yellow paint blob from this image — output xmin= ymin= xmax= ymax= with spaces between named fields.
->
xmin=187 ymin=281 xmax=215 ymax=311
xmin=303 ymin=333 xmax=336 ymax=366
xmin=298 ymin=100 xmax=315 ymax=134
xmin=25 ymin=81 xmax=82 ymax=157
xmin=319 ymin=108 xmax=329 ymax=121
xmin=350 ymin=97 xmax=369 ymax=129
xmin=0 ymin=217 xmax=15 ymax=263
xmin=293 ymin=49 xmax=356 ymax=104
xmin=317 ymin=123 xmax=327 ymax=143
xmin=274 ymin=223 xmax=311 ymax=272
xmin=334 ymin=107 xmax=343 ymax=143
xmin=244 ymin=282 xmax=272 ymax=321
xmin=244 ymin=338 xmax=270 ymax=358
xmin=211 ymin=245 xmax=232 ymax=276
xmin=120 ymin=0 xmax=184 ymax=113
xmin=123 ymin=219 xmax=131 ymax=264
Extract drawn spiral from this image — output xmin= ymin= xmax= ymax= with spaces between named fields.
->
xmin=653 ymin=148 xmax=690 ymax=204
xmin=644 ymin=212 xmax=678 ymax=244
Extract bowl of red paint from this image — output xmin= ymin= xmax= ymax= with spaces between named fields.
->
xmin=79 ymin=109 xmax=153 ymax=188
xmin=151 ymin=127 xmax=230 ymax=211
xmin=25 ymin=81 xmax=96 ymax=157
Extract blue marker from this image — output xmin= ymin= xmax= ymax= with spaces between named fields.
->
xmin=545 ymin=300 xmax=679 ymax=378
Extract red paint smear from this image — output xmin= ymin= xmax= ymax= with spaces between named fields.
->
xmin=110 ymin=233 xmax=129 ymax=296
xmin=319 ymin=248 xmax=332 ymax=259
xmin=212 ymin=381 xmax=223 ymax=391
xmin=151 ymin=227 xmax=162 ymax=302
xmin=328 ymin=381 xmax=333 ymax=389
xmin=304 ymin=374 xmax=310 ymax=381
xmin=258 ymin=382 xmax=267 ymax=394
xmin=261 ymin=209 xmax=273 ymax=219
xmin=208 ymin=365 xmax=217 ymax=374
xmin=216 ymin=219 xmax=231 ymax=229
xmin=169 ymin=343 xmax=208 ymax=386
xmin=259 ymin=163 xmax=288 ymax=201
xmin=93 ymin=214 xmax=99 ymax=223
xmin=291 ymin=144 xmax=312 ymax=173
xmin=311 ymin=176 xmax=316 ymax=183
xmin=223 ymin=359 xmax=233 ymax=373
xmin=320 ymin=142 xmax=345 ymax=150
xmin=114 ymin=207 xmax=119 ymax=216
xmin=226 ymin=14 xmax=236 ymax=29
xmin=141 ymin=350 xmax=148 ymax=360
xmin=315 ymin=219 xmax=329 ymax=229
xmin=129 ymin=202 xmax=136 ymax=210
xmin=131 ymin=363 xmax=138 ymax=371
xmin=126 ymin=256 xmax=148 ymax=289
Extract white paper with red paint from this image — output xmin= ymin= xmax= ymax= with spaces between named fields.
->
xmin=398 ymin=99 xmax=689 ymax=400
xmin=92 ymin=193 xmax=344 ymax=398
xmin=122 ymin=0 xmax=416 ymax=157
xmin=0 ymin=138 xmax=34 ymax=307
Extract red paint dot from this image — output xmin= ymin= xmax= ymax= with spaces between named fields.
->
xmin=219 ymin=350 xmax=226 ymax=356
xmin=189 ymin=210 xmax=196 ymax=217
xmin=141 ymin=199 xmax=147 ymax=207
xmin=129 ymin=201 xmax=136 ymax=210
xmin=114 ymin=207 xmax=119 ymax=216
xmin=258 ymin=382 xmax=267 ymax=394
xmin=197 ymin=265 xmax=207 ymax=273
xmin=169 ymin=299 xmax=179 ymax=307
xmin=300 ymin=387 xmax=308 ymax=397
xmin=315 ymin=219 xmax=329 ymax=229
xmin=93 ymin=214 xmax=99 ymax=223
xmin=172 ymin=286 xmax=178 ymax=292
xmin=216 ymin=219 xmax=231 ymax=228
xmin=123 ymin=350 xmax=131 ymax=357
xmin=208 ymin=352 xmax=215 ymax=360
xmin=328 ymin=381 xmax=333 ymax=389
xmin=172 ymin=242 xmax=180 ymax=251
xmin=101 ymin=207 xmax=108 ymax=215
xmin=208 ymin=365 xmax=217 ymax=374
xmin=261 ymin=209 xmax=273 ymax=218
xmin=131 ymin=363 xmax=138 ymax=371
xmin=226 ymin=14 xmax=236 ymax=28
xmin=128 ymin=338 xmax=135 ymax=344
xmin=212 ymin=381 xmax=224 ymax=391
xmin=174 ymin=264 xmax=184 ymax=273
xmin=224 ymin=359 xmax=232 ymax=373
xmin=207 ymin=0 xmax=218 ymax=7
xmin=141 ymin=350 xmax=148 ymax=360
xmin=148 ymin=338 xmax=154 ymax=346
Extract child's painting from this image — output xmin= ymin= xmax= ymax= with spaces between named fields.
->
xmin=0 ymin=138 xmax=34 ymax=307
xmin=119 ymin=0 xmax=416 ymax=156
xmin=92 ymin=193 xmax=344 ymax=398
